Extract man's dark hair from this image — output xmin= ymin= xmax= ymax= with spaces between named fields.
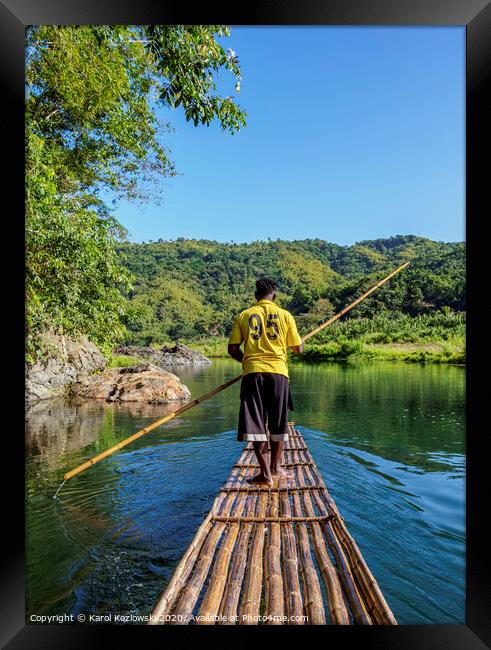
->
xmin=255 ymin=278 xmax=277 ymax=298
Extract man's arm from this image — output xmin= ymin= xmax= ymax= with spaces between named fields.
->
xmin=286 ymin=312 xmax=304 ymax=354
xmin=227 ymin=316 xmax=244 ymax=363
xmin=227 ymin=343 xmax=244 ymax=363
xmin=288 ymin=340 xmax=304 ymax=354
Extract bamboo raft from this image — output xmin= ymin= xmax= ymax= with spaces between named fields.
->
xmin=149 ymin=424 xmax=397 ymax=625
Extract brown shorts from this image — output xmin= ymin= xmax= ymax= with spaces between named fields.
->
xmin=237 ymin=372 xmax=294 ymax=443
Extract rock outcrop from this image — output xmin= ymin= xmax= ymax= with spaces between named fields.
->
xmin=114 ymin=342 xmax=211 ymax=367
xmin=26 ymin=334 xmax=107 ymax=403
xmin=71 ymin=363 xmax=191 ymax=404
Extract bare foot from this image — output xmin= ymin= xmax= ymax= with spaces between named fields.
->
xmin=270 ymin=466 xmax=293 ymax=480
xmin=247 ymin=472 xmax=273 ymax=485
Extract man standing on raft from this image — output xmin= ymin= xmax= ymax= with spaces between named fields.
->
xmin=227 ymin=278 xmax=304 ymax=485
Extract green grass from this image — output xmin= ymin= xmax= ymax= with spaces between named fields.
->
xmin=295 ymin=341 xmax=465 ymax=364
xmin=106 ymin=354 xmax=144 ymax=368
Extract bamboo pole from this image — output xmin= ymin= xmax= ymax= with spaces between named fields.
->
xmin=171 ymin=525 xmax=226 ymax=624
xmin=233 ymin=462 xmax=314 ymax=469
xmin=304 ymin=453 xmax=344 ymax=520
xmin=291 ymin=480 xmax=326 ymax=624
xmin=219 ymin=483 xmax=258 ymax=623
xmin=296 ymin=459 xmax=350 ymax=625
xmin=63 ymin=375 xmax=242 ymax=481
xmin=196 ymin=464 xmax=255 ymax=624
xmin=303 ymin=456 xmax=396 ymax=625
xmin=211 ymin=515 xmax=332 ymax=523
xmin=279 ymin=488 xmax=304 ymax=624
xmin=149 ymin=512 xmax=215 ymax=624
xmin=296 ymin=445 xmax=370 ymax=624
xmin=329 ymin=517 xmax=398 ymax=625
xmin=308 ymin=482 xmax=372 ymax=624
xmin=302 ymin=261 xmax=410 ymax=342
xmin=219 ymin=485 xmax=322 ymax=493
xmin=62 ymin=262 xmax=410 ymax=482
xmin=264 ymin=491 xmax=284 ymax=624
xmin=239 ymin=491 xmax=268 ymax=624
xmin=301 ymin=460 xmax=371 ymax=623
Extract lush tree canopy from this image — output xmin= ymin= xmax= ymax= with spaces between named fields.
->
xmin=26 ymin=25 xmax=246 ymax=360
xmin=118 ymin=235 xmax=465 ymax=346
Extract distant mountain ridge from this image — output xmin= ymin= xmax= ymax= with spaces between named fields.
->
xmin=117 ymin=235 xmax=465 ymax=345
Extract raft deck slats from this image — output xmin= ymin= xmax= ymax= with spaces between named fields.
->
xmin=149 ymin=424 xmax=397 ymax=625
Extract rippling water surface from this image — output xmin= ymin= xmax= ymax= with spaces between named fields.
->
xmin=26 ymin=360 xmax=465 ymax=624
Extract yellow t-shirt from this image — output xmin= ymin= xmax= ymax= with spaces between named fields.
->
xmin=228 ymin=299 xmax=303 ymax=377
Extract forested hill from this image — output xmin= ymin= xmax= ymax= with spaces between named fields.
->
xmin=118 ymin=235 xmax=465 ymax=346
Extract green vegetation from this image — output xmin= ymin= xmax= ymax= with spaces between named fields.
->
xmin=25 ymin=26 xmax=465 ymax=367
xmin=188 ymin=336 xmax=231 ymax=358
xmin=307 ymin=309 xmax=465 ymax=345
xmin=182 ymin=310 xmax=465 ymax=364
xmin=297 ymin=314 xmax=465 ymax=363
xmin=26 ymin=25 xmax=246 ymax=361
xmin=106 ymin=355 xmax=144 ymax=368
xmin=119 ymin=235 xmax=465 ymax=363
xmin=299 ymin=343 xmax=465 ymax=364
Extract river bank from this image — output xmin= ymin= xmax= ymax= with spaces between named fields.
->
xmin=180 ymin=309 xmax=466 ymax=365
xmin=183 ymin=336 xmax=466 ymax=364
xmin=26 ymin=335 xmax=211 ymax=404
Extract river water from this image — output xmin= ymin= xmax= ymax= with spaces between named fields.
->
xmin=25 ymin=359 xmax=465 ymax=624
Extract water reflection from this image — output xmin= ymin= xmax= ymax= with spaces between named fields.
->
xmin=26 ymin=399 xmax=104 ymax=470
xmin=26 ymin=398 xmax=194 ymax=476
xmin=289 ymin=361 xmax=465 ymax=472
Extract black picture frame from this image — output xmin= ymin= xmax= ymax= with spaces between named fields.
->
xmin=5 ymin=1 xmax=489 ymax=647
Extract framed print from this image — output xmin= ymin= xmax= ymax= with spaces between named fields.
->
xmin=3 ymin=0 xmax=489 ymax=647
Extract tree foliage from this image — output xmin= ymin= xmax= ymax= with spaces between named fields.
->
xmin=26 ymin=25 xmax=246 ymax=360
xmin=118 ymin=235 xmax=465 ymax=346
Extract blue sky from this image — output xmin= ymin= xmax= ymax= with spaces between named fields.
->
xmin=114 ymin=26 xmax=465 ymax=245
